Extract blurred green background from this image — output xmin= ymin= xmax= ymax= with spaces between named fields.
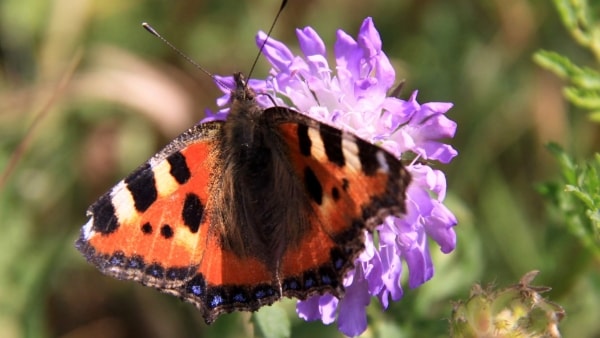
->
xmin=1 ymin=0 xmax=599 ymax=337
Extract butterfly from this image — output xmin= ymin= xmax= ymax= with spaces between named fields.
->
xmin=75 ymin=72 xmax=411 ymax=324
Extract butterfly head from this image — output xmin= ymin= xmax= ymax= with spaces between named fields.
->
xmin=231 ymin=73 xmax=256 ymax=102
xmin=226 ymin=72 xmax=263 ymax=121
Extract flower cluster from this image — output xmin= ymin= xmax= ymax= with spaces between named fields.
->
xmin=207 ymin=17 xmax=458 ymax=337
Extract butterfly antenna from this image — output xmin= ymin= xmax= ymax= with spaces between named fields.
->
xmin=246 ymin=0 xmax=288 ymax=83
xmin=142 ymin=22 xmax=228 ymax=89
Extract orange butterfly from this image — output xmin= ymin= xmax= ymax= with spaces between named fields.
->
xmin=76 ymin=72 xmax=411 ymax=324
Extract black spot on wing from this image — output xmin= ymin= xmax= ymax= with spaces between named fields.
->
xmin=357 ymin=140 xmax=379 ymax=176
xmin=160 ymin=224 xmax=173 ymax=239
xmin=182 ymin=193 xmax=204 ymax=233
xmin=341 ymin=178 xmax=350 ymax=191
xmin=167 ymin=151 xmax=191 ymax=184
xmin=141 ymin=222 xmax=152 ymax=234
xmin=331 ymin=187 xmax=340 ymax=201
xmin=297 ymin=124 xmax=311 ymax=156
xmin=125 ymin=164 xmax=158 ymax=212
xmin=90 ymin=194 xmax=119 ymax=234
xmin=319 ymin=124 xmax=345 ymax=167
xmin=304 ymin=166 xmax=323 ymax=205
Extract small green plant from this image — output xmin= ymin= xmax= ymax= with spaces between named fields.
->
xmin=534 ymin=0 xmax=600 ymax=254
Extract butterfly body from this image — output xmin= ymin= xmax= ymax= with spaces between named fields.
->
xmin=76 ymin=73 xmax=411 ymax=323
xmin=214 ymin=76 xmax=312 ymax=263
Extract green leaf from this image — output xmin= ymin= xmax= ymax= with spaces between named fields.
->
xmin=535 ymin=1 xmax=600 ymax=120
xmin=564 ymin=87 xmax=600 ymax=109
xmin=552 ymin=0 xmax=596 ymax=50
xmin=543 ymin=144 xmax=600 ymax=257
xmin=552 ymin=0 xmax=579 ymax=31
xmin=547 ymin=143 xmax=576 ymax=182
xmin=572 ymin=67 xmax=600 ymax=89
xmin=533 ymin=50 xmax=579 ymax=79
xmin=533 ymin=51 xmax=600 ymax=90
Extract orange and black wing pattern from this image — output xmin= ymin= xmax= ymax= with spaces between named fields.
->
xmin=76 ymin=122 xmax=280 ymax=323
xmin=76 ymin=106 xmax=411 ymax=324
xmin=268 ymin=107 xmax=411 ymax=300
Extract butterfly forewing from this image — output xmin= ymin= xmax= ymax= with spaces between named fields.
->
xmin=77 ymin=123 xmax=222 ymax=286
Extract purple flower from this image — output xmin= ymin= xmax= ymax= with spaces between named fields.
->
xmin=207 ymin=17 xmax=458 ymax=337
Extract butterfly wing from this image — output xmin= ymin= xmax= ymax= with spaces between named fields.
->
xmin=76 ymin=105 xmax=411 ymax=324
xmin=266 ymin=107 xmax=411 ymax=299
xmin=76 ymin=121 xmax=282 ymax=323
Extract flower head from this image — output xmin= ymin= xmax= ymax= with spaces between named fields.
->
xmin=207 ymin=17 xmax=458 ymax=337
